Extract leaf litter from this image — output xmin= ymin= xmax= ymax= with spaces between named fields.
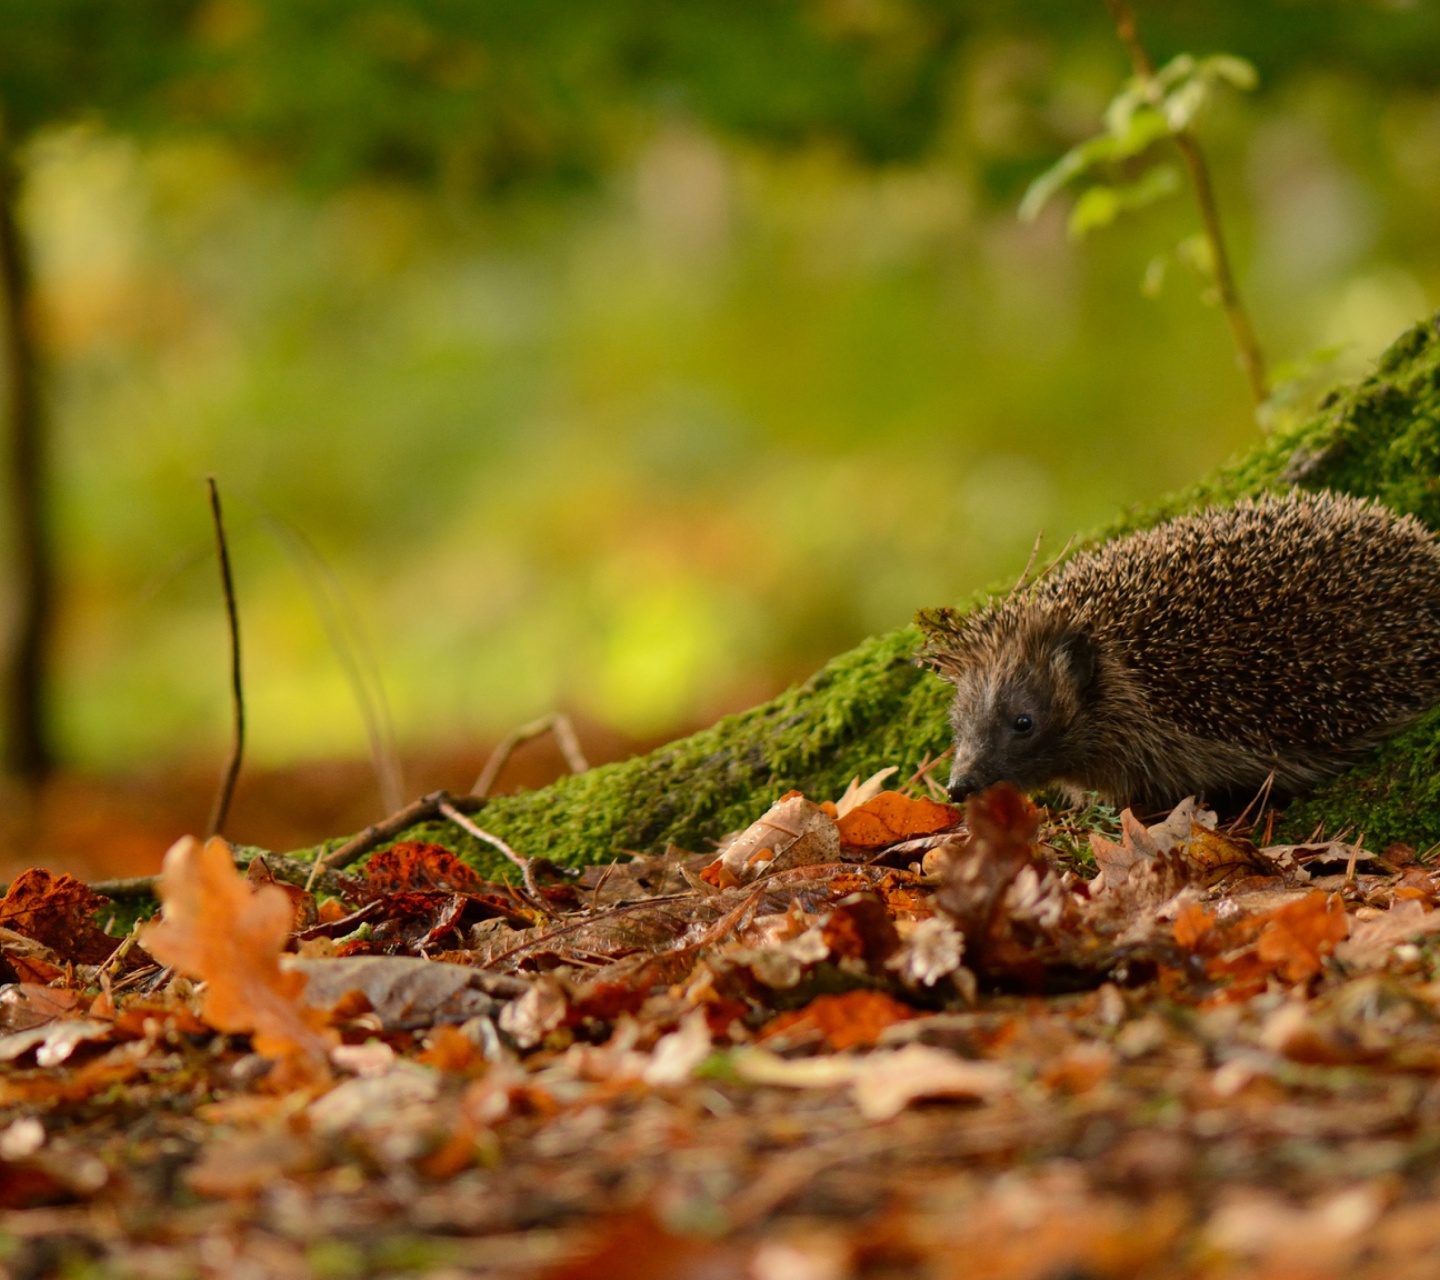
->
xmin=7 ymin=776 xmax=1440 ymax=1276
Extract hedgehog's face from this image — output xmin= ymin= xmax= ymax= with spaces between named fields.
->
xmin=944 ymin=628 xmax=1097 ymax=803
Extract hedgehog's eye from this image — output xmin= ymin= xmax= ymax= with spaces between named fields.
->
xmin=1012 ymin=714 xmax=1034 ymax=735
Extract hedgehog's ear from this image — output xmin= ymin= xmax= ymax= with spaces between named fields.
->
xmin=1052 ymin=629 xmax=1097 ymax=692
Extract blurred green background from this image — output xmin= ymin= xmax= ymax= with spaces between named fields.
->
xmin=2 ymin=0 xmax=1439 ymax=780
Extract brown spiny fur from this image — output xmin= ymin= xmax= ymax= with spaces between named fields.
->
xmin=919 ymin=490 xmax=1440 ymax=814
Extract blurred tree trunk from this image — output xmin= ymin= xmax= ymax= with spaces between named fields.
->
xmin=0 ymin=117 xmax=54 ymax=782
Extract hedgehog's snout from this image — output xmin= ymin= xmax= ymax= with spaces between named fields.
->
xmin=946 ymin=773 xmax=982 ymax=804
xmin=947 ymin=752 xmax=1005 ymax=802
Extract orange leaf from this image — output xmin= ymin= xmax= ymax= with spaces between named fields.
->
xmin=1254 ymin=892 xmax=1349 ymax=983
xmin=141 ymin=836 xmax=335 ymax=1080
xmin=759 ymin=990 xmax=917 ymax=1051
xmin=1173 ymin=902 xmax=1217 ymax=951
xmin=363 ymin=842 xmax=486 ymax=896
xmin=835 ymin=791 xmax=961 ymax=850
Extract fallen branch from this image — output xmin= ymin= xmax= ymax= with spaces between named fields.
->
xmin=303 ymin=789 xmax=483 ymax=891
xmin=87 ymin=848 xmax=356 ymax=902
xmin=471 ymin=712 xmax=590 ymax=798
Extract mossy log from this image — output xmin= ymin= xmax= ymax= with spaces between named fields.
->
xmin=357 ymin=312 xmax=1440 ymax=875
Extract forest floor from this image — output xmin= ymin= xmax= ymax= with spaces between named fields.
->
xmin=6 ymin=764 xmax=1440 ymax=1280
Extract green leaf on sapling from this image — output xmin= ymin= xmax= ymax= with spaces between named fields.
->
xmin=1068 ymin=165 xmax=1180 ymax=238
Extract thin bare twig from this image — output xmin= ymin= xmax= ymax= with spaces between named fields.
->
xmin=1344 ymin=832 xmax=1366 ymax=887
xmin=205 ymin=477 xmax=244 ymax=838
xmin=471 ymin=713 xmax=590 ymax=798
xmin=1261 ymin=808 xmax=1277 ymax=847
xmin=590 ymin=858 xmax=620 ymax=912
xmin=97 ymin=927 xmax=140 ymax=978
xmin=1103 ymin=0 xmax=1268 ymax=407
xmin=109 ymin=963 xmax=161 ymax=994
xmin=1226 ymin=769 xmax=1275 ymax=836
xmin=1010 ymin=530 xmax=1045 ymax=597
xmin=904 ymin=747 xmax=953 ymax=791
xmin=481 ymin=893 xmax=698 ymax=968
xmin=437 ymin=798 xmax=551 ymax=915
xmin=0 ymin=848 xmax=344 ymax=902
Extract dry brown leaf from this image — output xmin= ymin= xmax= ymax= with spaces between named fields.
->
xmin=706 ymin=791 xmax=841 ymax=885
xmin=0 ymin=983 xmax=85 ymax=1035
xmin=0 ymin=869 xmax=116 ymax=965
xmin=833 ymin=766 xmax=900 ymax=818
xmin=1088 ymin=821 xmax=1150 ymax=893
xmin=141 ymin=836 xmax=335 ymax=1079
xmin=733 ymin=1043 xmax=1009 ymax=1120
xmin=245 ymin=856 xmax=318 ymax=931
xmin=0 ymin=927 xmax=66 ymax=986
xmin=1184 ymin=825 xmax=1269 ymax=886
xmin=284 ymin=955 xmax=510 ymax=1030
xmin=1337 ymin=900 xmax=1440 ymax=969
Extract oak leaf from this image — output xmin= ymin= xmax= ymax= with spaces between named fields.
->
xmin=141 ymin=836 xmax=335 ymax=1079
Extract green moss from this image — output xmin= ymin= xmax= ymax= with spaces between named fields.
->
xmin=306 ymin=311 xmax=1440 ymax=874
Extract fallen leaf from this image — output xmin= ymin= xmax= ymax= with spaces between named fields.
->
xmin=886 ymin=916 xmax=966 ymax=988
xmin=498 ymin=978 xmax=568 ymax=1049
xmin=835 ymin=790 xmax=960 ymax=851
xmin=0 ymin=984 xmax=86 ymax=1034
xmin=759 ymin=990 xmax=918 ymax=1051
xmin=820 ymin=894 xmax=902 ymax=969
xmin=141 ymin=836 xmax=336 ymax=1079
xmin=707 ymin=792 xmax=841 ymax=885
xmin=284 ymin=954 xmax=516 ymax=1030
xmin=642 ymin=1009 xmax=714 ymax=1086
xmin=0 ymin=869 xmax=116 ymax=964
xmin=935 ymin=783 xmax=1042 ymax=970
xmin=0 ymin=1019 xmax=115 ymax=1067
xmin=1173 ymin=902 xmax=1218 ymax=952
xmin=1337 ymin=900 xmax=1440 ymax=969
xmin=1185 ymin=825 xmax=1270 ymax=887
xmin=0 ymin=928 xmax=66 ymax=985
xmin=733 ymin=1043 xmax=1009 ymax=1120
xmin=539 ymin=1213 xmax=746 ymax=1280
xmin=307 ymin=1064 xmax=442 ymax=1135
xmin=361 ymin=842 xmax=487 ymax=896
xmin=415 ymin=1024 xmax=488 ymax=1074
xmin=1145 ymin=796 xmax=1214 ymax=851
xmin=833 ymin=766 xmax=900 ymax=818
xmin=245 ymin=856 xmax=318 ymax=931
xmin=1254 ymin=892 xmax=1348 ymax=983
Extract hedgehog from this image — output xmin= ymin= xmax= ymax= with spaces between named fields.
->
xmin=918 ymin=489 xmax=1440 ymax=815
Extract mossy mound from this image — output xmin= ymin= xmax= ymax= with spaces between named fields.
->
xmin=317 ymin=311 xmax=1440 ymax=875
